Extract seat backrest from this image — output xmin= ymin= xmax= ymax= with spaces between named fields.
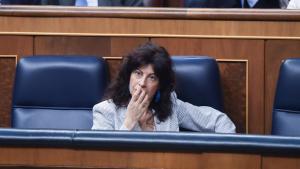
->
xmin=272 ymin=58 xmax=300 ymax=136
xmin=172 ymin=56 xmax=224 ymax=112
xmin=11 ymin=56 xmax=109 ymax=129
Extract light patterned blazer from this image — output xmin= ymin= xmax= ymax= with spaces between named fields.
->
xmin=287 ymin=0 xmax=300 ymax=9
xmin=92 ymin=93 xmax=236 ymax=133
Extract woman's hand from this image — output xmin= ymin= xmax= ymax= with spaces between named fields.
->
xmin=123 ymin=85 xmax=150 ymax=130
xmin=139 ymin=110 xmax=154 ymax=131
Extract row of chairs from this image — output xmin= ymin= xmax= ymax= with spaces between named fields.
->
xmin=10 ymin=55 xmax=299 ymax=136
xmin=11 ymin=55 xmax=223 ymax=131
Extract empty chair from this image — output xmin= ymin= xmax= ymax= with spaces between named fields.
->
xmin=11 ymin=56 xmax=109 ymax=129
xmin=172 ymin=56 xmax=224 ymax=112
xmin=272 ymin=58 xmax=300 ymax=136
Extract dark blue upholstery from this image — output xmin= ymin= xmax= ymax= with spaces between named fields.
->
xmin=1 ymin=128 xmax=300 ymax=154
xmin=0 ymin=128 xmax=74 ymax=147
xmin=272 ymin=58 xmax=300 ymax=136
xmin=172 ymin=56 xmax=224 ymax=112
xmin=73 ymin=130 xmax=300 ymax=154
xmin=11 ymin=56 xmax=109 ymax=129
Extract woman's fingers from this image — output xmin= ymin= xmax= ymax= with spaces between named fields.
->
xmin=140 ymin=111 xmax=147 ymax=121
xmin=128 ymin=85 xmax=150 ymax=120
xmin=140 ymin=111 xmax=152 ymax=122
xmin=132 ymin=85 xmax=141 ymax=101
xmin=140 ymin=94 xmax=149 ymax=109
xmin=137 ymin=89 xmax=147 ymax=104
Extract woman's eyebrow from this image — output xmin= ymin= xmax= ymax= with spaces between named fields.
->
xmin=148 ymin=73 xmax=157 ymax=76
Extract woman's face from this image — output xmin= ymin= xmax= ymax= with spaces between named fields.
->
xmin=129 ymin=64 xmax=159 ymax=101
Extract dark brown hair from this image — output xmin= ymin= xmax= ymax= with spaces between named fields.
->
xmin=104 ymin=42 xmax=175 ymax=121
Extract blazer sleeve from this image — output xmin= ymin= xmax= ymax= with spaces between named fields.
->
xmin=287 ymin=0 xmax=297 ymax=9
xmin=172 ymin=93 xmax=236 ymax=133
xmin=92 ymin=100 xmax=115 ymax=130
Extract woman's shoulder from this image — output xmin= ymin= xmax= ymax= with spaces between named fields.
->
xmin=170 ymin=91 xmax=221 ymax=114
xmin=93 ymin=99 xmax=117 ymax=112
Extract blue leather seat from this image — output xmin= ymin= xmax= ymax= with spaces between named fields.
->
xmin=172 ymin=56 xmax=224 ymax=112
xmin=272 ymin=58 xmax=300 ymax=136
xmin=11 ymin=56 xmax=109 ymax=129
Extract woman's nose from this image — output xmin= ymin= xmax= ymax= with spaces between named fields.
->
xmin=138 ymin=77 xmax=146 ymax=87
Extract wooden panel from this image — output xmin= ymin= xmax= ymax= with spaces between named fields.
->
xmin=34 ymin=36 xmax=147 ymax=58
xmin=0 ymin=147 xmax=261 ymax=169
xmin=219 ymin=61 xmax=247 ymax=133
xmin=152 ymin=38 xmax=264 ymax=134
xmin=0 ymin=57 xmax=16 ymax=128
xmin=0 ymin=36 xmax=33 ymax=127
xmin=263 ymin=156 xmax=300 ymax=169
xmin=0 ymin=36 xmax=33 ymax=56
xmin=35 ymin=35 xmax=113 ymax=82
xmin=110 ymin=37 xmax=148 ymax=58
xmin=34 ymin=36 xmax=111 ymax=56
xmin=265 ymin=40 xmax=300 ymax=134
xmin=34 ymin=36 xmax=148 ymax=81
xmin=1 ymin=16 xmax=300 ymax=38
xmin=1 ymin=7 xmax=300 ymax=22
xmin=108 ymin=37 xmax=148 ymax=80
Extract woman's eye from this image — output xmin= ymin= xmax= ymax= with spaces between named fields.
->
xmin=134 ymin=70 xmax=142 ymax=76
xmin=149 ymin=75 xmax=158 ymax=81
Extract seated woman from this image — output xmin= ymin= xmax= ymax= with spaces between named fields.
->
xmin=92 ymin=42 xmax=236 ymax=133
